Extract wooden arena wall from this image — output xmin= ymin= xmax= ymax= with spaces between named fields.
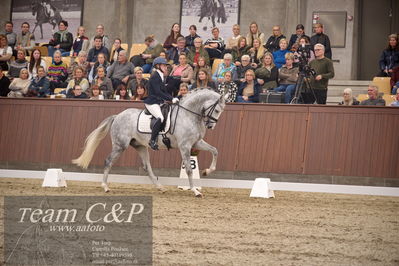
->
xmin=0 ymin=98 xmax=398 ymax=179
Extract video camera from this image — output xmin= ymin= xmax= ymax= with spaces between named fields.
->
xmin=295 ymin=44 xmax=316 ymax=77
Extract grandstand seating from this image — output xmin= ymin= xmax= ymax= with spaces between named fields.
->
xmin=34 ymin=46 xmax=48 ymax=56
xmin=212 ymin=59 xmax=223 ymax=75
xmin=372 ymin=77 xmax=391 ymax=95
xmin=129 ymin=43 xmax=147 ymax=58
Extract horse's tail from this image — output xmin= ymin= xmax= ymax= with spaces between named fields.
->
xmin=72 ymin=115 xmax=116 ymax=169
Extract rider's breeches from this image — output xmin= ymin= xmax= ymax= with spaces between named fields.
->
xmin=145 ymin=104 xmax=164 ymax=122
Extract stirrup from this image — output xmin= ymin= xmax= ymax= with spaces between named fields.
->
xmin=149 ymin=140 xmax=159 ymax=150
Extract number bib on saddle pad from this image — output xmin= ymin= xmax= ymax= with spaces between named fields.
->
xmin=137 ymin=104 xmax=172 ymax=134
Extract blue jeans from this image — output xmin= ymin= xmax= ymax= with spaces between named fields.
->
xmin=142 ymin=64 xmax=152 ymax=73
xmin=48 ymin=46 xmax=70 ymax=57
xmin=236 ymin=96 xmax=254 ymax=103
xmin=274 ymin=84 xmax=296 ymax=103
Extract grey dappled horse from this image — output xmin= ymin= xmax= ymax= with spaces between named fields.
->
xmin=72 ymin=88 xmax=228 ymax=197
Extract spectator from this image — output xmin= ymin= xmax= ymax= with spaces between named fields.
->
xmin=132 ymin=84 xmax=148 ymax=101
xmin=0 ymin=65 xmax=11 ymax=96
xmin=110 ymin=38 xmax=124 ymax=64
xmin=187 ymin=37 xmax=210 ymax=67
xmin=26 ymin=66 xmax=50 ymax=97
xmin=88 ymin=36 xmax=109 ymax=66
xmin=392 ymin=80 xmax=399 ymax=95
xmin=217 ymin=70 xmax=238 ymax=103
xmin=265 ymin=26 xmax=286 ymax=53
xmin=7 ymin=68 xmax=30 ymax=97
xmin=3 ymin=21 xmax=16 ymax=50
xmin=90 ymin=24 xmax=111 ymax=51
xmin=191 ymin=56 xmax=211 ymax=84
xmin=164 ymin=23 xmax=183 ymax=52
xmin=236 ymin=54 xmax=254 ymax=84
xmin=237 ymin=69 xmax=260 ymax=103
xmin=127 ymin=66 xmax=148 ymax=95
xmin=390 ymin=89 xmax=399 ymax=106
xmin=338 ymin=88 xmax=360 ymax=106
xmin=107 ymin=50 xmax=134 ymax=90
xmin=28 ymin=48 xmax=47 ymax=79
xmin=67 ymin=50 xmax=90 ymax=81
xmin=274 ymin=53 xmax=299 ymax=103
xmin=360 ymin=85 xmax=386 ymax=106
xmin=48 ymin=20 xmax=73 ymax=57
xmin=66 ymin=66 xmax=90 ymax=95
xmin=67 ymin=84 xmax=88 ymax=99
xmin=0 ymin=34 xmax=12 ymax=71
xmin=246 ymin=22 xmax=265 ymax=47
xmin=177 ymin=82 xmax=189 ymax=98
xmin=185 ymin=25 xmax=200 ymax=49
xmin=132 ymin=35 xmax=165 ymax=73
xmin=114 ymin=83 xmax=130 ymax=100
xmin=15 ymin=22 xmax=35 ymax=55
xmin=310 ymin=23 xmax=332 ymax=59
xmin=273 ymin=38 xmax=289 ymax=69
xmin=93 ymin=66 xmax=113 ymax=99
xmin=8 ymin=49 xmax=29 ymax=79
xmin=248 ymin=38 xmax=265 ymax=67
xmin=191 ymin=67 xmax=217 ymax=91
xmin=88 ymin=53 xmax=109 ymax=83
xmin=308 ymin=43 xmax=335 ymax=104
xmin=70 ymin=26 xmax=89 ymax=57
xmin=226 ymin=24 xmax=241 ymax=51
xmin=378 ymin=34 xmax=399 ymax=77
xmin=204 ymin=27 xmax=225 ymax=59
xmin=47 ymin=50 xmax=68 ymax=92
xmin=255 ymin=52 xmax=279 ymax=91
xmin=89 ymin=84 xmax=102 ymax=100
xmin=232 ymin=36 xmax=249 ymax=66
xmin=170 ymin=53 xmax=194 ymax=84
xmin=212 ymin=53 xmax=237 ymax=83
xmin=288 ymin=24 xmax=309 ymax=50
xmin=168 ymin=37 xmax=190 ymax=65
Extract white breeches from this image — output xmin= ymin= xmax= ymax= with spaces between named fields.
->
xmin=145 ymin=104 xmax=164 ymax=122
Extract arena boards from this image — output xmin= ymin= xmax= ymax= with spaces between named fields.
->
xmin=1 ymin=169 xmax=398 ymax=197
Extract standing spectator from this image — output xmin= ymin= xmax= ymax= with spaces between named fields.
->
xmin=390 ymin=89 xmax=399 ymax=106
xmin=28 ymin=49 xmax=47 ymax=79
xmin=132 ymin=84 xmax=148 ymax=101
xmin=204 ymin=27 xmax=225 ymax=59
xmin=7 ymin=68 xmax=30 ymax=97
xmin=26 ymin=66 xmax=50 ymax=97
xmin=265 ymin=26 xmax=286 ymax=53
xmin=8 ymin=49 xmax=29 ymax=79
xmin=0 ymin=65 xmax=11 ymax=96
xmin=3 ymin=21 xmax=16 ymax=51
xmin=93 ymin=66 xmax=113 ymax=99
xmin=237 ymin=69 xmax=260 ymax=103
xmin=191 ymin=68 xmax=217 ymax=91
xmin=310 ymin=23 xmax=332 ymax=59
xmin=225 ymin=24 xmax=241 ymax=51
xmin=246 ymin=22 xmax=265 ymax=47
xmin=248 ymin=38 xmax=265 ymax=67
xmin=255 ymin=52 xmax=279 ymax=91
xmin=360 ymin=85 xmax=386 ymax=106
xmin=185 ymin=25 xmax=200 ymax=49
xmin=88 ymin=36 xmax=109 ymax=66
xmin=47 ymin=50 xmax=68 ymax=92
xmin=217 ymin=70 xmax=238 ymax=102
xmin=187 ymin=37 xmax=210 ymax=67
xmin=67 ymin=51 xmax=90 ymax=81
xmin=191 ymin=56 xmax=211 ymax=84
xmin=164 ymin=23 xmax=183 ymax=52
xmin=132 ymin=35 xmax=165 ymax=74
xmin=90 ymin=24 xmax=111 ymax=51
xmin=70 ymin=26 xmax=89 ymax=57
xmin=212 ymin=53 xmax=237 ymax=83
xmin=232 ymin=36 xmax=250 ymax=66
xmin=48 ymin=20 xmax=73 ymax=57
xmin=167 ymin=37 xmax=189 ymax=65
xmin=308 ymin=43 xmax=335 ymax=104
xmin=0 ymin=34 xmax=12 ymax=71
xmin=288 ymin=24 xmax=309 ymax=50
xmin=338 ymin=88 xmax=360 ymax=106
xmin=88 ymin=53 xmax=109 ymax=83
xmin=66 ymin=66 xmax=90 ymax=95
xmin=110 ymin=38 xmax=124 ymax=64
xmin=107 ymin=50 xmax=134 ymax=90
xmin=15 ymin=22 xmax=35 ymax=55
xmin=274 ymin=53 xmax=299 ymax=103
xmin=273 ymin=38 xmax=289 ymax=69
xmin=67 ymin=84 xmax=88 ymax=99
xmin=170 ymin=53 xmax=194 ymax=84
xmin=378 ymin=34 xmax=399 ymax=77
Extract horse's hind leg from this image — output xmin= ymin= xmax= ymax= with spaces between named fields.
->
xmin=179 ymin=145 xmax=202 ymax=197
xmin=102 ymin=146 xmax=124 ymax=192
xmin=193 ymin=139 xmax=218 ymax=176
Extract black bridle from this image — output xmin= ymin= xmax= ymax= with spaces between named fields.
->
xmin=177 ymin=100 xmax=220 ymax=128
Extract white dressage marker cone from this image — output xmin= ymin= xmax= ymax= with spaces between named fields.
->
xmin=250 ymin=178 xmax=275 ymax=198
xmin=178 ymin=156 xmax=201 ymax=190
xmin=42 ymin=168 xmax=67 ymax=187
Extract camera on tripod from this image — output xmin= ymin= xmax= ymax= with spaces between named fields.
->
xmin=295 ymin=44 xmax=316 ymax=77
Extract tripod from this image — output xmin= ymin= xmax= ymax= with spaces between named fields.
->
xmin=290 ymin=71 xmax=318 ymax=104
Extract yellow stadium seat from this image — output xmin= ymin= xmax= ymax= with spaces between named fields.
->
xmin=54 ymin=88 xmax=66 ymax=94
xmin=372 ymin=77 xmax=391 ymax=95
xmin=356 ymin=94 xmax=369 ymax=103
xmin=121 ymin=43 xmax=128 ymax=50
xmin=129 ymin=43 xmax=147 ymax=58
xmin=34 ymin=46 xmax=48 ymax=56
xmin=382 ymin=94 xmax=395 ymax=106
xmin=62 ymin=57 xmax=71 ymax=67
xmin=43 ymin=56 xmax=52 ymax=67
xmin=142 ymin=73 xmax=150 ymax=79
xmin=212 ymin=59 xmax=223 ymax=75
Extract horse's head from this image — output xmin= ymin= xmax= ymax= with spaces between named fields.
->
xmin=202 ymin=90 xmax=228 ymax=130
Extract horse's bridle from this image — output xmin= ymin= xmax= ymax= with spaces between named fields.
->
xmin=177 ymin=100 xmax=220 ymax=128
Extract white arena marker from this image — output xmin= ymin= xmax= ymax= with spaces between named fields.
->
xmin=250 ymin=178 xmax=275 ymax=198
xmin=178 ymin=156 xmax=201 ymax=190
xmin=42 ymin=168 xmax=67 ymax=187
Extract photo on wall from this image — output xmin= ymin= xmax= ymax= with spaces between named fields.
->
xmin=10 ymin=0 xmax=84 ymax=44
xmin=180 ymin=0 xmax=240 ymax=41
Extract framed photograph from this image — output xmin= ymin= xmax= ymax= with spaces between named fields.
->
xmin=180 ymin=0 xmax=241 ymax=40
xmin=10 ymin=0 xmax=84 ymax=44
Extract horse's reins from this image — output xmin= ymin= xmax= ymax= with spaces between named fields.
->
xmin=177 ymin=100 xmax=220 ymax=127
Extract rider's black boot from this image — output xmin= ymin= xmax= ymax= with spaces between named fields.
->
xmin=149 ymin=118 xmax=162 ymax=150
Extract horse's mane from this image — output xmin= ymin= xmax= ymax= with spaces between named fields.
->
xmin=181 ymin=87 xmax=220 ymax=102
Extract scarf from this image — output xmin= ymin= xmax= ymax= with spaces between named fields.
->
xmin=57 ymin=30 xmax=67 ymax=43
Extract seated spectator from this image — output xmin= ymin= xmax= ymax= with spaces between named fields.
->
xmin=7 ymin=68 xmax=30 ymax=97
xmin=8 ymin=49 xmax=29 ymax=79
xmin=390 ymin=89 xmax=399 ymax=106
xmin=185 ymin=25 xmax=200 ymax=49
xmin=274 ymin=53 xmax=298 ymax=103
xmin=26 ymin=66 xmax=50 ymax=97
xmin=265 ymin=26 xmax=286 ymax=53
xmin=191 ymin=68 xmax=217 ymax=91
xmin=48 ymin=20 xmax=73 ymax=57
xmin=217 ymin=70 xmax=238 ymax=103
xmin=226 ymin=24 xmax=241 ymax=51
xmin=204 ymin=27 xmax=225 ymax=59
xmin=237 ymin=69 xmax=260 ymax=103
xmin=212 ymin=53 xmax=237 ymax=83
xmin=0 ymin=65 xmax=11 ymax=96
xmin=110 ymin=38 xmax=124 ymax=64
xmin=132 ymin=84 xmax=148 ymax=101
xmin=236 ymin=55 xmax=254 ymax=84
xmin=191 ymin=56 xmax=211 ymax=84
xmin=88 ymin=36 xmax=109 ymax=66
xmin=89 ymin=84 xmax=102 ymax=100
xmin=90 ymin=24 xmax=111 ymax=51
xmin=177 ymin=82 xmax=189 ymax=98
xmin=163 ymin=23 xmax=183 ymax=52
xmin=310 ymin=23 xmax=332 ymax=59
xmin=255 ymin=52 xmax=279 ymax=91
xmin=67 ymin=51 xmax=90 ymax=81
xmin=66 ymin=66 xmax=90 ymax=95
xmin=273 ymin=38 xmax=289 ymax=68
xmin=92 ymin=66 xmax=113 ymax=99
xmin=248 ymin=38 xmax=265 ymax=67
xmin=47 ymin=50 xmax=68 ymax=92
xmin=360 ymin=85 xmax=386 ymax=106
xmin=127 ymin=66 xmax=148 ymax=95
xmin=392 ymin=80 xmax=399 ymax=95
xmin=187 ymin=37 xmax=210 ymax=67
xmin=378 ymin=34 xmax=399 ymax=77
xmin=246 ymin=22 xmax=265 ymax=47
xmin=70 ymin=26 xmax=89 ymax=57
xmin=170 ymin=53 xmax=194 ymax=84
xmin=107 ymin=50 xmax=134 ymax=90
xmin=0 ymin=34 xmax=12 ymax=71
xmin=88 ymin=53 xmax=109 ymax=83
xmin=15 ymin=22 xmax=35 ymax=55
xmin=67 ymin=84 xmax=88 ymax=99
xmin=168 ymin=37 xmax=190 ymax=65
xmin=4 ymin=21 xmax=16 ymax=51
xmin=131 ymin=35 xmax=164 ymax=74
xmin=114 ymin=83 xmax=130 ymax=100
xmin=28 ymin=48 xmax=47 ymax=79
xmin=288 ymin=24 xmax=309 ymax=50
xmin=293 ymin=36 xmax=315 ymax=66
xmin=338 ymin=88 xmax=360 ymax=106
xmin=232 ymin=36 xmax=250 ymax=66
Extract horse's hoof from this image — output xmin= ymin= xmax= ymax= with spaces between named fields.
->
xmin=201 ymin=169 xmax=208 ymax=176
xmin=195 ymin=193 xmax=203 ymax=198
xmin=102 ymin=183 xmax=110 ymax=193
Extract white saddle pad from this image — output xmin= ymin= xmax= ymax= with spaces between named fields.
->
xmin=137 ymin=109 xmax=172 ymax=134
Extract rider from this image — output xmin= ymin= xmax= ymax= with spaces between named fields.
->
xmin=144 ymin=57 xmax=179 ymax=150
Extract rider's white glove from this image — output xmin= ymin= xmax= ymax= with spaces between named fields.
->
xmin=172 ymin=98 xmax=179 ymax=104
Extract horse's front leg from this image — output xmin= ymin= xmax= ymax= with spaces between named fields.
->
xmin=179 ymin=144 xmax=202 ymax=197
xmin=193 ymin=139 xmax=217 ymax=176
